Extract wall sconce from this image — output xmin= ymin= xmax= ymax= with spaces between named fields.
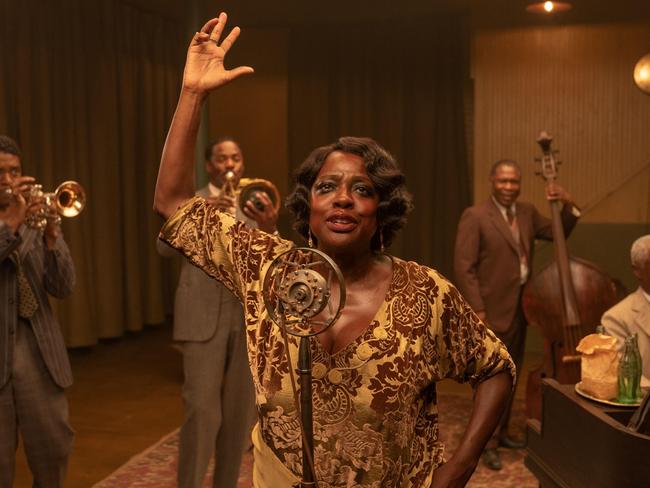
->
xmin=526 ymin=2 xmax=573 ymax=14
xmin=633 ymin=53 xmax=650 ymax=95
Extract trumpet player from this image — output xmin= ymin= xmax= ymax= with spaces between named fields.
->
xmin=0 ymin=135 xmax=75 ymax=488
xmin=157 ymin=136 xmax=278 ymax=488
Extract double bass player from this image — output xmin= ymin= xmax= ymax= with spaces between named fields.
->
xmin=453 ymin=158 xmax=580 ymax=470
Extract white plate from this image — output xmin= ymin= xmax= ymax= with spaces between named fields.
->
xmin=574 ymin=382 xmax=642 ymax=407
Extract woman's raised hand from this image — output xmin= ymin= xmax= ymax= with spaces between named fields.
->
xmin=182 ymin=13 xmax=254 ymax=94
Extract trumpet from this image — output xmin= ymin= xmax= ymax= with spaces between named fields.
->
xmin=25 ymin=180 xmax=86 ymax=229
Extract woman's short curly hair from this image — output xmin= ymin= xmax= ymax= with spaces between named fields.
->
xmin=285 ymin=136 xmax=414 ymax=252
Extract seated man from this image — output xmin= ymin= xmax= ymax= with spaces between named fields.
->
xmin=601 ymin=234 xmax=650 ymax=387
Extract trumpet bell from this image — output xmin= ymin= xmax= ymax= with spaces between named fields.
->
xmin=238 ymin=179 xmax=281 ymax=213
xmin=55 ymin=181 xmax=86 ymax=217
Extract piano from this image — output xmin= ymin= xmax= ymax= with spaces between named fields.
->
xmin=525 ymin=379 xmax=650 ymax=488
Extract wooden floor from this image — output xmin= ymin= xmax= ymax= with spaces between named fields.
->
xmin=13 ymin=323 xmax=541 ymax=487
xmin=15 ymin=324 xmax=184 ymax=488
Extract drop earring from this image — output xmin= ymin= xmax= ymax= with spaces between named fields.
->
xmin=308 ymin=229 xmax=314 ymax=248
xmin=379 ymin=228 xmax=385 ymax=254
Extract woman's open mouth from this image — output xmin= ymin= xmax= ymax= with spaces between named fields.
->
xmin=326 ymin=214 xmax=358 ymax=232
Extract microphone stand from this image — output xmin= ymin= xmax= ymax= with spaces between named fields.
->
xmin=263 ymin=248 xmax=345 ymax=488
xmin=298 ymin=336 xmax=315 ymax=487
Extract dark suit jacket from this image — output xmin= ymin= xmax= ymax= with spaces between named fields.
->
xmin=453 ymin=198 xmax=577 ymax=332
xmin=0 ymin=222 xmax=75 ymax=388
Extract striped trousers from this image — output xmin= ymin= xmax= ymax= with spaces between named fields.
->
xmin=0 ymin=319 xmax=73 ymax=488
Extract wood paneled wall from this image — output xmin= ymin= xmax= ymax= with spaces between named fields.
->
xmin=203 ymin=22 xmax=650 ymax=287
xmin=207 ymin=28 xmax=292 ymax=234
xmin=472 ymin=22 xmax=650 ymax=225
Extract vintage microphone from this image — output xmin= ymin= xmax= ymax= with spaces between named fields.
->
xmin=262 ymin=248 xmax=345 ymax=488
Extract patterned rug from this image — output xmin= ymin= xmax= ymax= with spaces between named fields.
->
xmin=94 ymin=394 xmax=536 ymax=487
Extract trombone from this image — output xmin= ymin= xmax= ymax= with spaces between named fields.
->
xmin=25 ymin=180 xmax=86 ymax=229
xmin=222 ymin=171 xmax=280 ymax=214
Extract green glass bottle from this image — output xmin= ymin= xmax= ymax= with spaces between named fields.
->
xmin=631 ymin=334 xmax=643 ymax=399
xmin=618 ymin=336 xmax=641 ymax=404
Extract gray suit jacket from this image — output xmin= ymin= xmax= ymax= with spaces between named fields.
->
xmin=601 ymin=287 xmax=650 ymax=386
xmin=454 ymin=198 xmax=577 ymax=332
xmin=0 ymin=222 xmax=75 ymax=388
xmin=157 ymin=186 xmax=253 ymax=342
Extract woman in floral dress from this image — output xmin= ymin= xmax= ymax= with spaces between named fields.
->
xmin=154 ymin=13 xmax=514 ymax=488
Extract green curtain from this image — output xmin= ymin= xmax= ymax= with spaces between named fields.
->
xmin=0 ymin=0 xmax=185 ymax=346
xmin=287 ymin=16 xmax=471 ymax=277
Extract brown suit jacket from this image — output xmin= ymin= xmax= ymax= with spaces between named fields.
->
xmin=453 ymin=198 xmax=577 ymax=332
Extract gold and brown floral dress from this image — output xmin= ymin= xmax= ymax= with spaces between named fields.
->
xmin=160 ymin=197 xmax=515 ymax=488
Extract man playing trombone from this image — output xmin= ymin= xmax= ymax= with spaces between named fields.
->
xmin=0 ymin=135 xmax=76 ymax=487
xmin=157 ymin=136 xmax=278 ymax=488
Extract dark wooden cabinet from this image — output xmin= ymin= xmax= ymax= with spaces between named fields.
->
xmin=525 ymin=379 xmax=650 ymax=488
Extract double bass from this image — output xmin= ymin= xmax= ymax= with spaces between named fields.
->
xmin=522 ymin=132 xmax=619 ymax=420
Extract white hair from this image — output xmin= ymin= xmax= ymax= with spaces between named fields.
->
xmin=631 ymin=234 xmax=650 ymax=268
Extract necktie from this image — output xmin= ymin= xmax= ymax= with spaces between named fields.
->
xmin=12 ymin=251 xmax=39 ymax=319
xmin=506 ymin=209 xmax=528 ymax=267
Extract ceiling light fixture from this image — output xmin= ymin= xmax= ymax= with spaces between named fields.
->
xmin=526 ymin=1 xmax=573 ymax=14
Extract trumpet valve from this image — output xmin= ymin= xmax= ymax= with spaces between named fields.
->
xmin=29 ymin=184 xmax=44 ymax=199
